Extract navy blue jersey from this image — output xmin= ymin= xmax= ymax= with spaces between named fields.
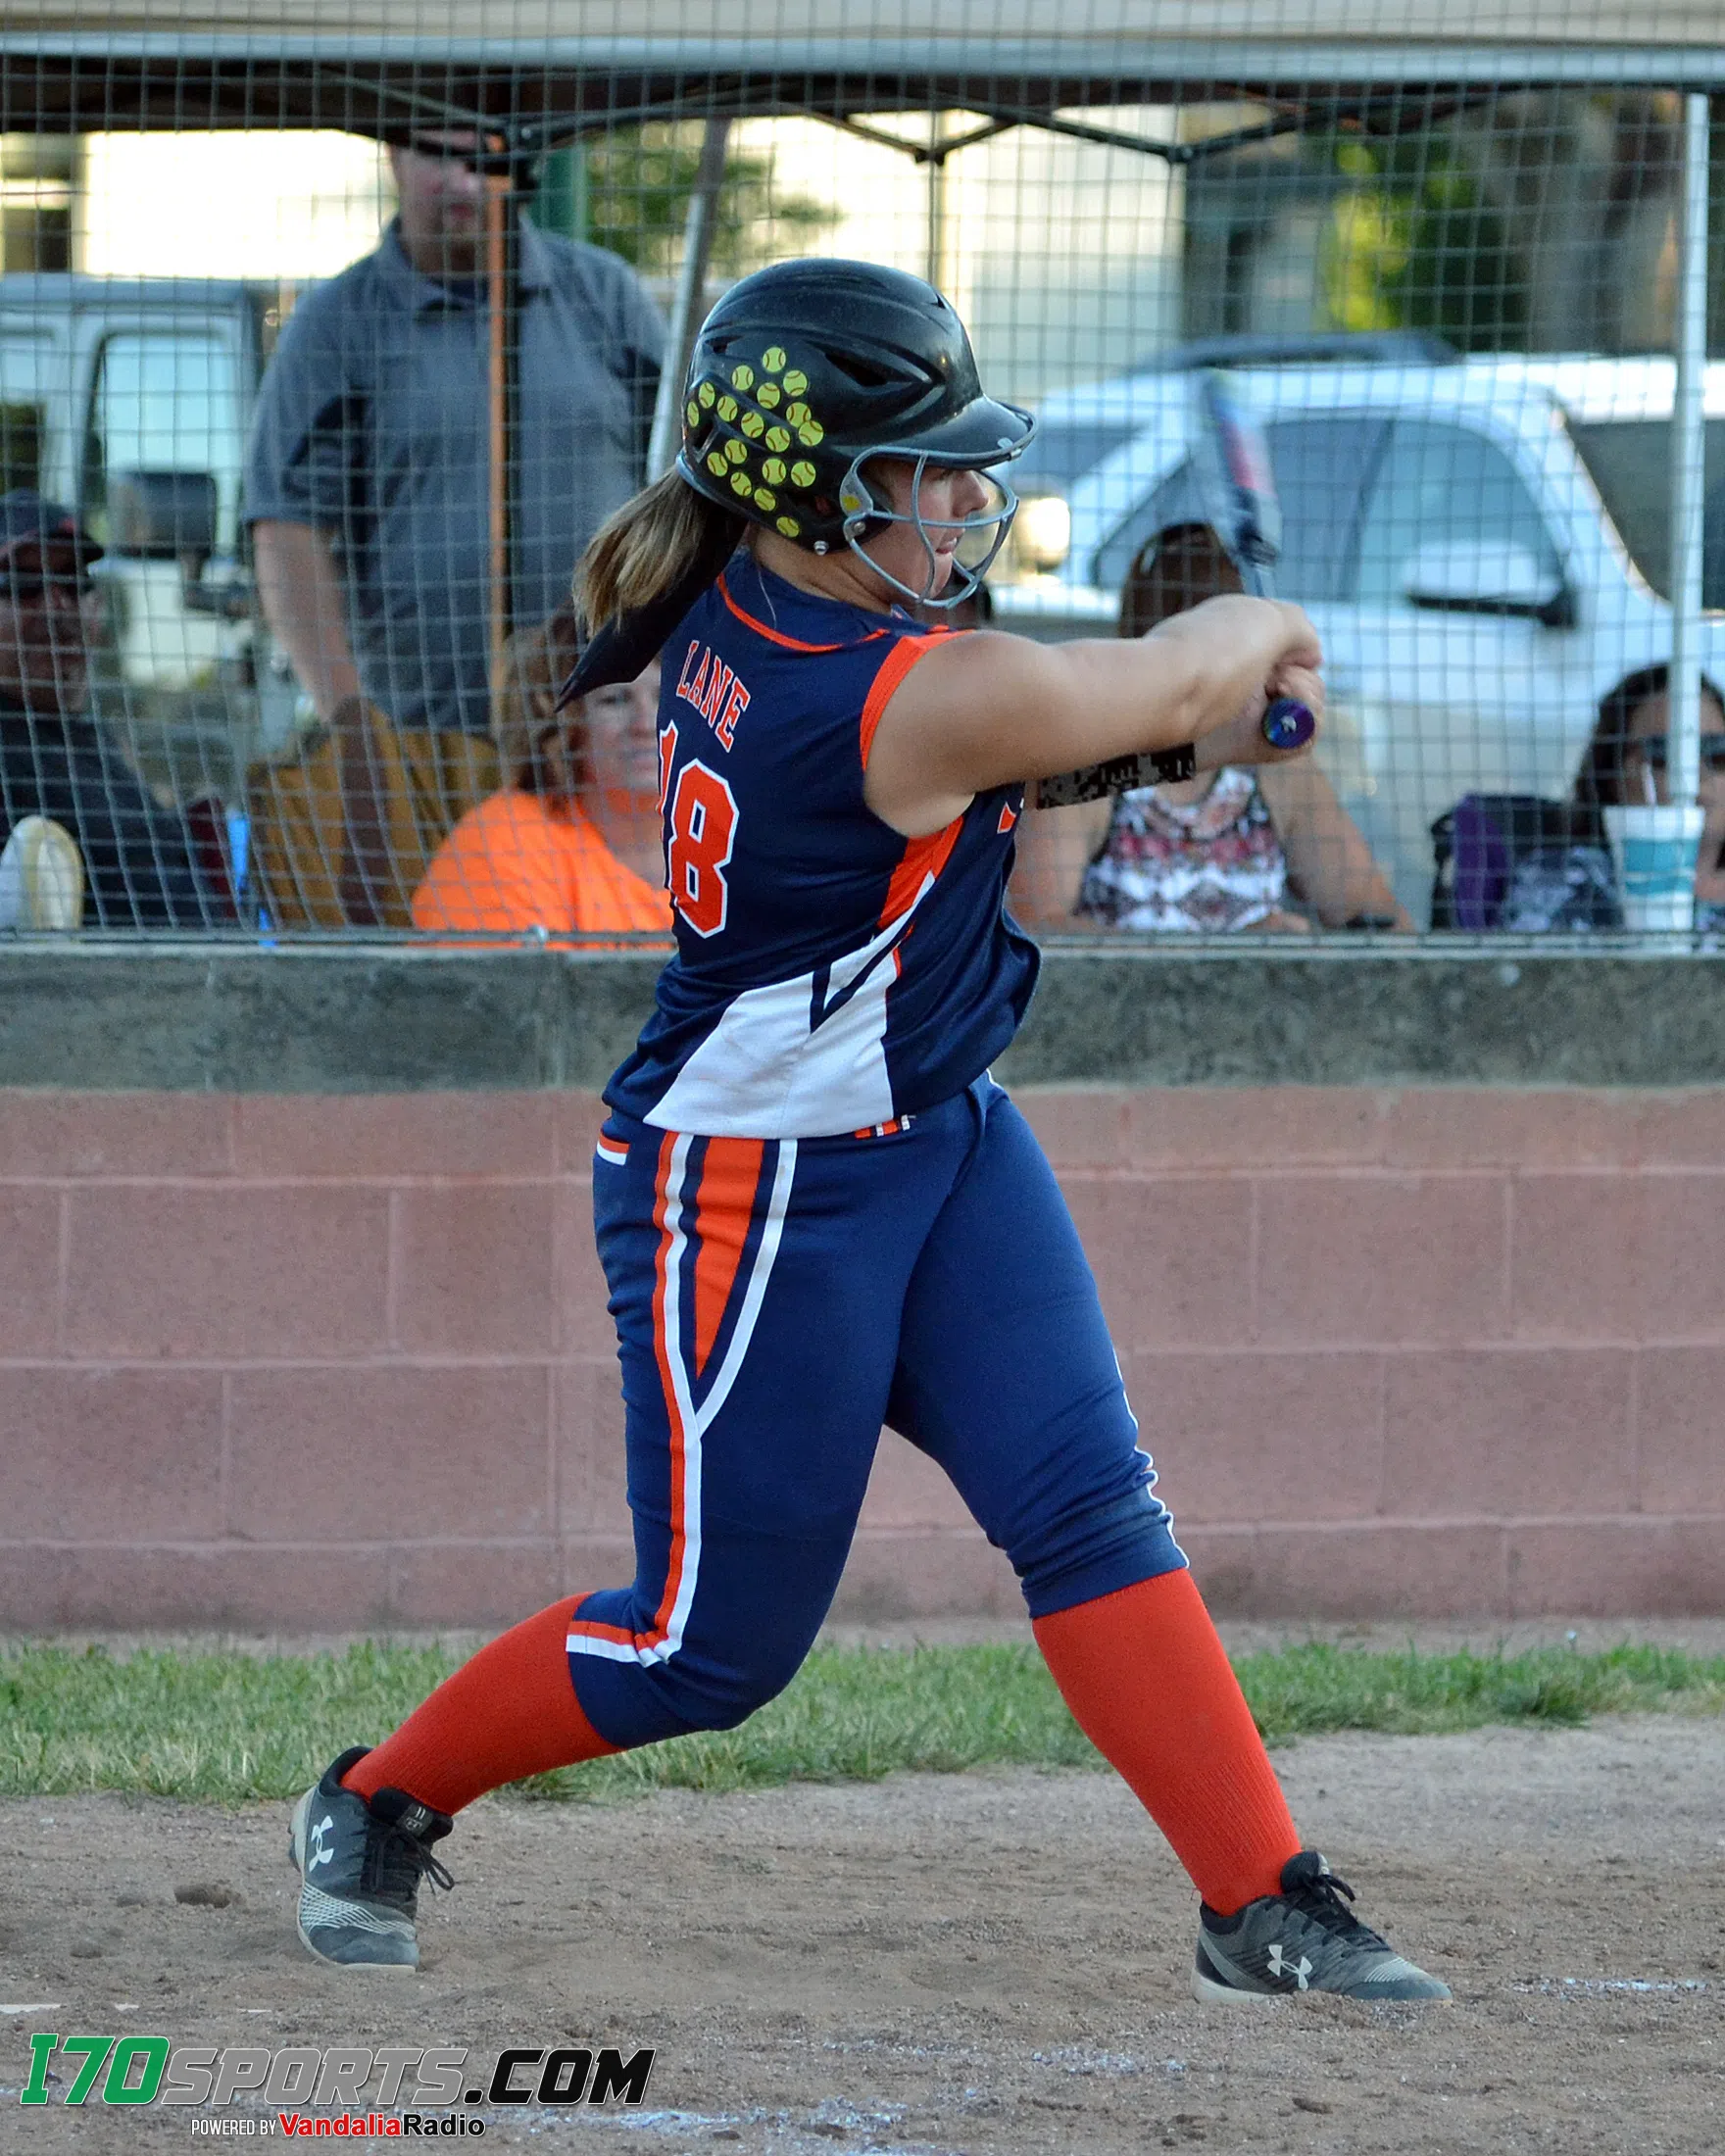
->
xmin=605 ymin=553 xmax=1039 ymax=1136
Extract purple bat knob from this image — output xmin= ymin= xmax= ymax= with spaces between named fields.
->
xmin=1261 ymin=697 xmax=1314 ymax=751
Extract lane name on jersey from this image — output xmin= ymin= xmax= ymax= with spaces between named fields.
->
xmin=674 ymin=638 xmax=752 ymax=751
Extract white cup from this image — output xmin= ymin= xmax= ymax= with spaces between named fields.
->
xmin=1602 ymin=804 xmax=1705 ymax=932
xmin=0 ymin=814 xmax=85 ymax=932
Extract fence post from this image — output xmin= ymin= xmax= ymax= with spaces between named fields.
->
xmin=646 ymin=117 xmax=732 ymax=483
xmin=1669 ymin=90 xmax=1711 ymax=810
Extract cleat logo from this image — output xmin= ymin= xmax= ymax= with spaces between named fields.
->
xmin=1267 ymin=1944 xmax=1313 ymax=1989
xmin=308 ymin=1814 xmax=336 ymax=1871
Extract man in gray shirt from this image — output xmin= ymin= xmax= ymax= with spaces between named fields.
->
xmin=245 ymin=131 xmax=664 ymax=924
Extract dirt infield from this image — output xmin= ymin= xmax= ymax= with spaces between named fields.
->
xmin=4 ymin=1709 xmax=1722 ymax=2156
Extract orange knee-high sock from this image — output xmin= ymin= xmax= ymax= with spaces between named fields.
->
xmin=1033 ymin=1569 xmax=1300 ymax=1917
xmin=341 ymin=1598 xmax=619 ymax=1818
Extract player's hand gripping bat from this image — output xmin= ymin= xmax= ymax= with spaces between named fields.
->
xmin=1034 ymin=369 xmax=1314 ymax=808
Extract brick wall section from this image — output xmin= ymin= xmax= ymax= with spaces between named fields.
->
xmin=1 ymin=1085 xmax=1721 ymax=1630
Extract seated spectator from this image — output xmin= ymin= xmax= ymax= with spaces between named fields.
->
xmin=1010 ymin=521 xmax=1412 ymax=933
xmin=0 ymin=491 xmax=226 ymax=928
xmin=412 ymin=600 xmax=670 ymax=941
xmin=1577 ymin=662 xmax=1725 ymax=929
xmin=1434 ymin=663 xmax=1725 ymax=933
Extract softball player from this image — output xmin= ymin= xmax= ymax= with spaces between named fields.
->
xmin=290 ymin=260 xmax=1447 ymax=2005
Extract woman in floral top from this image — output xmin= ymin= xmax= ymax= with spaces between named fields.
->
xmin=1080 ymin=760 xmax=1302 ymax=932
xmin=1013 ymin=523 xmax=1412 ymax=934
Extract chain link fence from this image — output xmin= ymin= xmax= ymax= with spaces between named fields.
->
xmin=2 ymin=5 xmax=1724 ymax=939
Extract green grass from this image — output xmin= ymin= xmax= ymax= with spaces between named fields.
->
xmin=1 ymin=1638 xmax=1720 ymax=1806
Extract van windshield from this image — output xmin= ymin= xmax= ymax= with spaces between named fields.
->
xmin=83 ymin=330 xmax=246 ymax=554
xmin=1566 ymin=416 xmax=1725 ymax=609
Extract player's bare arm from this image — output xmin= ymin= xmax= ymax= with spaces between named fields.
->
xmin=863 ymin=598 xmax=1324 ymax=838
xmin=1257 ymin=756 xmax=1415 ymax=931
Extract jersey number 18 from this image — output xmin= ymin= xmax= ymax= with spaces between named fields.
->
xmin=660 ymin=721 xmax=738 ymax=938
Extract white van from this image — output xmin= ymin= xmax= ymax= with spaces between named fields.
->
xmin=991 ymin=353 xmax=1725 ymax=921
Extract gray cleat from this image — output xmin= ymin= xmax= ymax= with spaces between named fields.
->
xmin=287 ymin=1745 xmax=453 ymax=1971
xmin=1193 ymin=1850 xmax=1451 ymax=2004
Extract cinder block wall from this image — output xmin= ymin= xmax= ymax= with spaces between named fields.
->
xmin=2 ymin=1084 xmax=1721 ymax=1630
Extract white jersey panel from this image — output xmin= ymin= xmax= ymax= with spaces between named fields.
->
xmin=645 ymin=910 xmax=908 ymax=1138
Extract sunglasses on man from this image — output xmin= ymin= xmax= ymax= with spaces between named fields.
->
xmin=1632 ymin=733 xmax=1725 ymax=773
xmin=405 ymin=134 xmax=511 ymax=175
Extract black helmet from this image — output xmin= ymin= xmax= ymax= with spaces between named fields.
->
xmin=676 ymin=258 xmax=1034 ymax=606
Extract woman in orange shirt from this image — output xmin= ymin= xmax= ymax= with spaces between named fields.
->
xmin=412 ymin=605 xmax=670 ymax=940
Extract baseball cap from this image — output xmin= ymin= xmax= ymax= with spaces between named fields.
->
xmin=0 ymin=490 xmax=103 ymax=571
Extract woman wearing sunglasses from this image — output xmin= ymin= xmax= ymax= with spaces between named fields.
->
xmin=1575 ymin=663 xmax=1725 ymax=925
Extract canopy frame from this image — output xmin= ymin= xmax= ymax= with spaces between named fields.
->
xmin=8 ymin=35 xmax=1725 ymax=140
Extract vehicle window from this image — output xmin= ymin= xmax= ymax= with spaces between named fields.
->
xmin=1091 ymin=415 xmax=1390 ymax=605
xmin=1010 ymin=418 xmax=1146 ymax=499
xmin=1567 ymin=416 xmax=1725 ymax=610
xmin=81 ymin=330 xmax=245 ymax=553
xmin=1355 ymin=419 xmax=1560 ymax=606
xmin=0 ymin=331 xmax=51 ymax=495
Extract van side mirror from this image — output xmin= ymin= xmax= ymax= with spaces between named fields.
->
xmin=1403 ymin=538 xmax=1574 ymax=629
xmin=107 ymin=468 xmax=218 ymax=572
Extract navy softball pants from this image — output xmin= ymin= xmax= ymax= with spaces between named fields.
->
xmin=567 ymin=1075 xmax=1186 ymax=1751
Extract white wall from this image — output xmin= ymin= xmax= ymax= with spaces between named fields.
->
xmin=78 ymin=133 xmax=391 ymax=280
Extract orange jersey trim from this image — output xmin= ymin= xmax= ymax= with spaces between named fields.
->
xmin=859 ymin=629 xmax=951 ymax=770
xmin=879 ymin=816 xmax=962 ymax=928
xmin=717 ymin=572 xmax=892 ymax=655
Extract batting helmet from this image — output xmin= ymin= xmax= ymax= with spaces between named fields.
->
xmin=676 ymin=258 xmax=1034 ymax=606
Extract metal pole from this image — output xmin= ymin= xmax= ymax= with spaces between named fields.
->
xmin=646 ymin=116 xmax=731 ymax=482
xmin=1669 ymin=91 xmax=1710 ymax=809
xmin=484 ymin=153 xmax=521 ymax=690
xmin=927 ymin=114 xmax=946 ymax=289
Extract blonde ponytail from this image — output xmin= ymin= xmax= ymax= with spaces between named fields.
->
xmin=577 ymin=471 xmax=743 ymax=632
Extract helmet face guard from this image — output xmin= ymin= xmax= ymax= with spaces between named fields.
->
xmin=835 ymin=446 xmax=1025 ymax=610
